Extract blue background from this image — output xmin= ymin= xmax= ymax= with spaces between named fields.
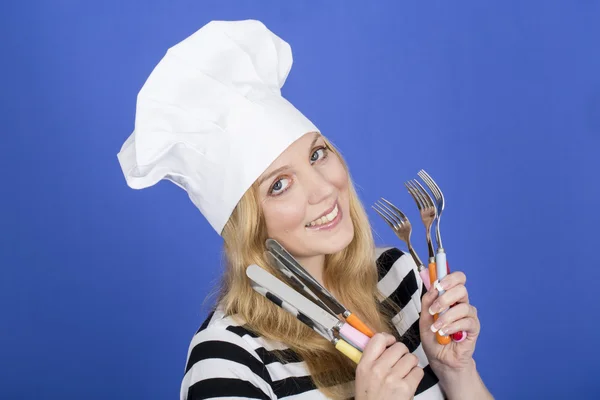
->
xmin=2 ymin=1 xmax=599 ymax=399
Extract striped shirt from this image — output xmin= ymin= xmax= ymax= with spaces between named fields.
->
xmin=181 ymin=247 xmax=445 ymax=399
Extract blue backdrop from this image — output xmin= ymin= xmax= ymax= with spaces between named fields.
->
xmin=2 ymin=1 xmax=599 ymax=399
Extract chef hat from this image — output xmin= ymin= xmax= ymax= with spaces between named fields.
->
xmin=117 ymin=20 xmax=319 ymax=234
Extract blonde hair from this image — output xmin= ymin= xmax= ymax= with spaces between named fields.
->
xmin=218 ymin=138 xmax=400 ymax=399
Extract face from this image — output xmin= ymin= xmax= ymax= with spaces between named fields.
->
xmin=256 ymin=132 xmax=354 ymax=261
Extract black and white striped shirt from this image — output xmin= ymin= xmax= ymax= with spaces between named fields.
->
xmin=181 ymin=248 xmax=445 ymax=399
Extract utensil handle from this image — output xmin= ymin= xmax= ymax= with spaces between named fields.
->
xmin=433 ymin=258 xmax=468 ymax=344
xmin=335 ymin=339 xmax=363 ymax=364
xmin=420 ymin=268 xmax=431 ymax=291
xmin=346 ymin=313 xmax=375 ymax=338
xmin=428 ymin=262 xmax=437 ymax=287
xmin=444 ymin=260 xmax=468 ymax=342
xmin=435 ymin=252 xmax=448 ymax=292
xmin=433 ymin=314 xmax=452 ymax=345
xmin=339 ymin=323 xmax=370 ymax=351
xmin=431 ymin=256 xmax=452 ymax=345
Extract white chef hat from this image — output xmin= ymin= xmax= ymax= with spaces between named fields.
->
xmin=117 ymin=20 xmax=319 ymax=234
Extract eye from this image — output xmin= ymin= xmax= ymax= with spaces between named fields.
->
xmin=269 ymin=177 xmax=291 ymax=195
xmin=310 ymin=147 xmax=328 ymax=163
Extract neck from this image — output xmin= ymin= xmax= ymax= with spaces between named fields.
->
xmin=295 ymin=253 xmax=326 ymax=288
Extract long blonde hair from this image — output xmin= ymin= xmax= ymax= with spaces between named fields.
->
xmin=218 ymin=138 xmax=400 ymax=399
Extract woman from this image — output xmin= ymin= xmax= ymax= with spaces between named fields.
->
xmin=118 ymin=20 xmax=493 ymax=400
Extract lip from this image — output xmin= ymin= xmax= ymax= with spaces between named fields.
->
xmin=305 ymin=201 xmax=342 ymax=231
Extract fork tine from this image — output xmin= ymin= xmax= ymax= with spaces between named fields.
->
xmin=380 ymin=198 xmax=408 ymax=221
xmin=373 ymin=201 xmax=397 ymax=225
xmin=373 ymin=201 xmax=393 ymax=222
xmin=372 ymin=205 xmax=396 ymax=230
xmin=407 ymin=180 xmax=428 ymax=210
xmin=413 ymin=180 xmax=435 ymax=209
xmin=375 ymin=200 xmax=403 ymax=226
xmin=418 ymin=170 xmax=442 ymax=202
xmin=372 ymin=202 xmax=402 ymax=231
xmin=404 ymin=181 xmax=423 ymax=210
xmin=417 ymin=170 xmax=438 ymax=199
xmin=411 ymin=180 xmax=430 ymax=209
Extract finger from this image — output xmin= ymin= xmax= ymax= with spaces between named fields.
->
xmin=390 ymin=351 xmax=420 ymax=378
xmin=375 ymin=342 xmax=410 ymax=372
xmin=402 ymin=364 xmax=425 ymax=393
xmin=438 ymin=271 xmax=467 ymax=291
xmin=420 ymin=285 xmax=438 ymax=325
xmin=429 ymin=303 xmax=472 ymax=333
xmin=381 ymin=332 xmax=397 ymax=346
xmin=360 ymin=333 xmax=396 ymax=365
xmin=439 ymin=315 xmax=480 ymax=337
xmin=428 ymin=284 xmax=469 ymax=315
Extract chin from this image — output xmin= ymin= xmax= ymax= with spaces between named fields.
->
xmin=310 ymin=220 xmax=355 ymax=256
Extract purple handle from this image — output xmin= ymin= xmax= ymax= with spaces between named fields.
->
xmin=339 ymin=323 xmax=370 ymax=351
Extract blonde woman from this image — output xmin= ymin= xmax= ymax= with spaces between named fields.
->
xmin=118 ymin=20 xmax=492 ymax=400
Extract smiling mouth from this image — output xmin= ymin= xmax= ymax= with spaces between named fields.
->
xmin=305 ymin=203 xmax=339 ymax=228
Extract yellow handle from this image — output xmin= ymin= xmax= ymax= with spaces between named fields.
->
xmin=335 ymin=339 xmax=363 ymax=364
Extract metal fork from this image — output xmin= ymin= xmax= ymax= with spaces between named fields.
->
xmin=371 ymin=198 xmax=430 ymax=289
xmin=404 ymin=179 xmax=445 ymax=292
xmin=418 ymin=170 xmax=448 ymax=291
xmin=418 ymin=170 xmax=446 ymax=254
xmin=404 ymin=179 xmax=437 ymax=271
xmin=417 ymin=170 xmax=466 ymax=343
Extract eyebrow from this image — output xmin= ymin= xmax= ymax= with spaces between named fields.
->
xmin=257 ymin=132 xmax=322 ymax=186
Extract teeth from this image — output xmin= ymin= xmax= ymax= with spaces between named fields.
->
xmin=306 ymin=204 xmax=338 ymax=227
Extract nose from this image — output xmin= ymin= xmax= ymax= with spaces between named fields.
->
xmin=304 ymin=168 xmax=336 ymax=205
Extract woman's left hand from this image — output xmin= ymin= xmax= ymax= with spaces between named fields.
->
xmin=419 ymin=271 xmax=480 ymax=370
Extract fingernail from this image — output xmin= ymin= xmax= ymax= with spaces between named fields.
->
xmin=438 ymin=328 xmax=447 ymax=336
xmin=439 ymin=278 xmax=448 ymax=289
xmin=430 ymin=320 xmax=443 ymax=333
xmin=432 ymin=280 xmax=444 ymax=292
xmin=428 ymin=302 xmax=439 ymax=315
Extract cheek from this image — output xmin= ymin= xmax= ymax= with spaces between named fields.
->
xmin=262 ymin=197 xmax=307 ymax=234
xmin=326 ymin=157 xmax=350 ymax=192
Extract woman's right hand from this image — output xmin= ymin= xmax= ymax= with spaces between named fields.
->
xmin=355 ymin=333 xmax=424 ymax=400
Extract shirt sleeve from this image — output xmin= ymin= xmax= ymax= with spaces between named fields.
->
xmin=181 ymin=326 xmax=276 ymax=400
xmin=376 ymin=248 xmax=424 ymax=338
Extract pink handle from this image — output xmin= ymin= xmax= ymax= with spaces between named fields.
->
xmin=419 ymin=269 xmax=431 ymax=291
xmin=340 ymin=323 xmax=370 ymax=351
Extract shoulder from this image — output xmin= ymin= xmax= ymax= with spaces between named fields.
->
xmin=375 ymin=246 xmax=426 ymax=336
xmin=376 ymin=246 xmax=425 ymax=304
xmin=375 ymin=246 xmax=405 ymax=277
xmin=180 ymin=308 xmax=277 ymax=400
